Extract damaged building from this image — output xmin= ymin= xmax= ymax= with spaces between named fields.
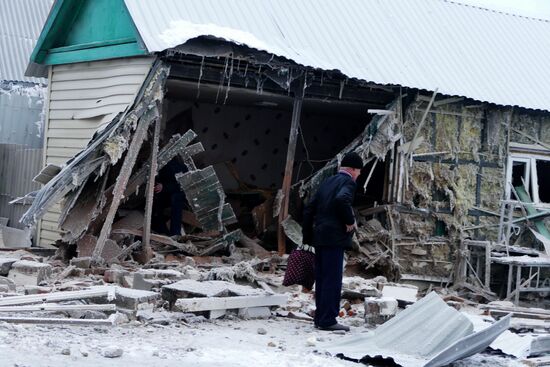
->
xmin=0 ymin=0 xmax=53 ymax=246
xmin=16 ymin=0 xmax=550 ymax=307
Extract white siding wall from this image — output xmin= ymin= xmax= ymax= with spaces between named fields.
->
xmin=38 ymin=57 xmax=154 ymax=246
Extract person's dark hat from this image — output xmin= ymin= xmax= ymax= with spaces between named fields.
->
xmin=340 ymin=152 xmax=363 ymax=169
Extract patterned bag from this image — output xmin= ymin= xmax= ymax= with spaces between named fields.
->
xmin=283 ymin=245 xmax=315 ymax=290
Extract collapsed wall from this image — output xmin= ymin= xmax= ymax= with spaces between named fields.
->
xmin=395 ymin=94 xmax=550 ymax=279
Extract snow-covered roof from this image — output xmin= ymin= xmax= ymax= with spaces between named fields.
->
xmin=124 ymin=0 xmax=550 ymax=111
xmin=0 ymin=0 xmax=53 ymax=84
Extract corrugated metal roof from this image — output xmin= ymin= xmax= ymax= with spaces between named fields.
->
xmin=324 ymin=292 xmax=511 ymax=366
xmin=124 ymin=0 xmax=550 ymax=111
xmin=0 ymin=0 xmax=53 ymax=84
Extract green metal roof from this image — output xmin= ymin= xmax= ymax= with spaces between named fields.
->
xmin=30 ymin=0 xmax=147 ymax=66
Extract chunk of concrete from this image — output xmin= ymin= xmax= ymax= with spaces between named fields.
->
xmin=364 ymin=297 xmax=398 ymax=326
xmin=161 ymin=279 xmax=266 ymax=309
xmin=0 ymin=258 xmax=17 ymax=276
xmin=133 ymin=269 xmax=184 ymax=291
xmin=8 ymin=260 xmax=52 ymax=286
xmin=89 ymin=286 xmax=159 ymax=310
xmin=0 ymin=276 xmax=16 ymax=292
xmin=103 ymin=269 xmax=129 ymax=285
xmin=76 ymin=235 xmax=121 ymax=262
xmin=239 ymin=306 xmax=272 ymax=319
xmin=102 ymin=346 xmax=123 ymax=358
xmin=381 ymin=284 xmax=418 ymax=305
xmin=69 ymin=257 xmax=91 ymax=269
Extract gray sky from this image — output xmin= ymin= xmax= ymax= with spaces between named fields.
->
xmin=453 ymin=0 xmax=550 ymax=20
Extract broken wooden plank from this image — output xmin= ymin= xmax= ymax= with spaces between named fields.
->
xmin=93 ymin=105 xmax=160 ymax=262
xmin=175 ymin=294 xmax=287 ymax=312
xmin=237 ymin=234 xmax=271 ymax=258
xmin=176 ymin=166 xmax=236 ymax=232
xmin=32 ymin=164 xmax=61 ymax=185
xmin=278 ymin=85 xmax=304 ymax=255
xmin=115 ymin=240 xmax=142 ymax=261
xmin=141 ymin=117 xmax=161 ymax=263
xmin=111 ymin=228 xmax=199 ymax=255
xmin=0 ymin=289 xmax=114 ymax=307
xmin=0 ymin=316 xmax=114 ymax=326
xmin=124 ymin=131 xmax=199 ymax=197
xmin=0 ymin=304 xmax=116 ymax=312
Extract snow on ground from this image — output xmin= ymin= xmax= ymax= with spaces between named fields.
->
xmin=0 ymin=315 xmax=523 ymax=367
xmin=0 ymin=317 xmax=358 ymax=367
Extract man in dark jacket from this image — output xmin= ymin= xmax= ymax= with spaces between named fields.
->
xmin=302 ymin=152 xmax=363 ymax=332
xmin=152 ymin=157 xmax=189 ymax=236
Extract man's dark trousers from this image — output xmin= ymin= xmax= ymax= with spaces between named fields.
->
xmin=314 ymin=246 xmax=344 ymax=328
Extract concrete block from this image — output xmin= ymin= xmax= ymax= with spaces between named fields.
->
xmin=161 ymin=279 xmax=266 ymax=309
xmin=0 ymin=258 xmax=17 ymax=276
xmin=238 ymin=306 xmax=272 ymax=319
xmin=77 ymin=235 xmax=121 ymax=262
xmin=0 ymin=276 xmax=16 ymax=292
xmin=70 ymin=257 xmax=91 ymax=269
xmin=209 ymin=309 xmax=227 ymax=319
xmin=382 ymin=284 xmax=418 ymax=305
xmin=90 ymin=286 xmax=159 ymax=310
xmin=364 ymin=297 xmax=398 ymax=326
xmin=8 ymin=260 xmax=52 ymax=286
xmin=132 ymin=272 xmax=158 ymax=291
xmin=133 ymin=269 xmax=184 ymax=291
xmin=103 ymin=269 xmax=129 ymax=285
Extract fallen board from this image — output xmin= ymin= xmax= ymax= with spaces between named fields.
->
xmin=175 ymin=294 xmax=287 ymax=312
xmin=0 ymin=317 xmax=114 ymax=326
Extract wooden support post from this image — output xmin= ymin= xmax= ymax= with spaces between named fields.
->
xmin=515 ymin=265 xmax=522 ymax=305
xmin=485 ymin=241 xmax=491 ymax=288
xmin=277 ymin=79 xmax=304 ymax=256
xmin=92 ymin=106 xmax=159 ymax=262
xmin=140 ymin=118 xmax=161 ymax=264
xmin=506 ymin=264 xmax=513 ymax=299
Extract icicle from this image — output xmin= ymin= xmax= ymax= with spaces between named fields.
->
xmin=224 ymin=57 xmax=234 ymax=104
xmin=215 ymin=57 xmax=229 ymax=104
xmin=339 ymin=80 xmax=345 ymax=99
xmin=320 ymin=72 xmax=324 ymax=86
xmin=196 ymin=56 xmax=204 ymax=99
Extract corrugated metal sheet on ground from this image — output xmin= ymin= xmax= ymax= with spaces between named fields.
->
xmin=325 ymin=292 xmax=511 ymax=366
xmin=125 ymin=0 xmax=550 ymax=111
xmin=0 ymin=0 xmax=53 ymax=84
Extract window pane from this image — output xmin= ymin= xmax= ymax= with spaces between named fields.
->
xmin=511 ymin=161 xmax=527 ymax=200
xmin=537 ymin=160 xmax=550 ymax=203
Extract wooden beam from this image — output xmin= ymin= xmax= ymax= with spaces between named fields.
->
xmin=0 ymin=317 xmax=114 ymax=326
xmin=277 ymin=80 xmax=304 ymax=256
xmin=0 ymin=304 xmax=116 ymax=312
xmin=92 ymin=106 xmax=159 ymax=263
xmin=0 ymin=289 xmax=113 ymax=307
xmin=141 ymin=117 xmax=161 ymax=263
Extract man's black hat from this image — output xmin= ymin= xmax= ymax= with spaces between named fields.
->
xmin=340 ymin=152 xmax=363 ymax=169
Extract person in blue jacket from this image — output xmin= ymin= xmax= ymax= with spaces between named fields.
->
xmin=302 ymin=152 xmax=363 ymax=332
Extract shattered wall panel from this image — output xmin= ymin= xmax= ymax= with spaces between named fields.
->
xmin=38 ymin=57 xmax=154 ymax=246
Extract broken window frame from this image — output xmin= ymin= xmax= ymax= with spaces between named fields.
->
xmin=506 ymin=153 xmax=550 ymax=207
